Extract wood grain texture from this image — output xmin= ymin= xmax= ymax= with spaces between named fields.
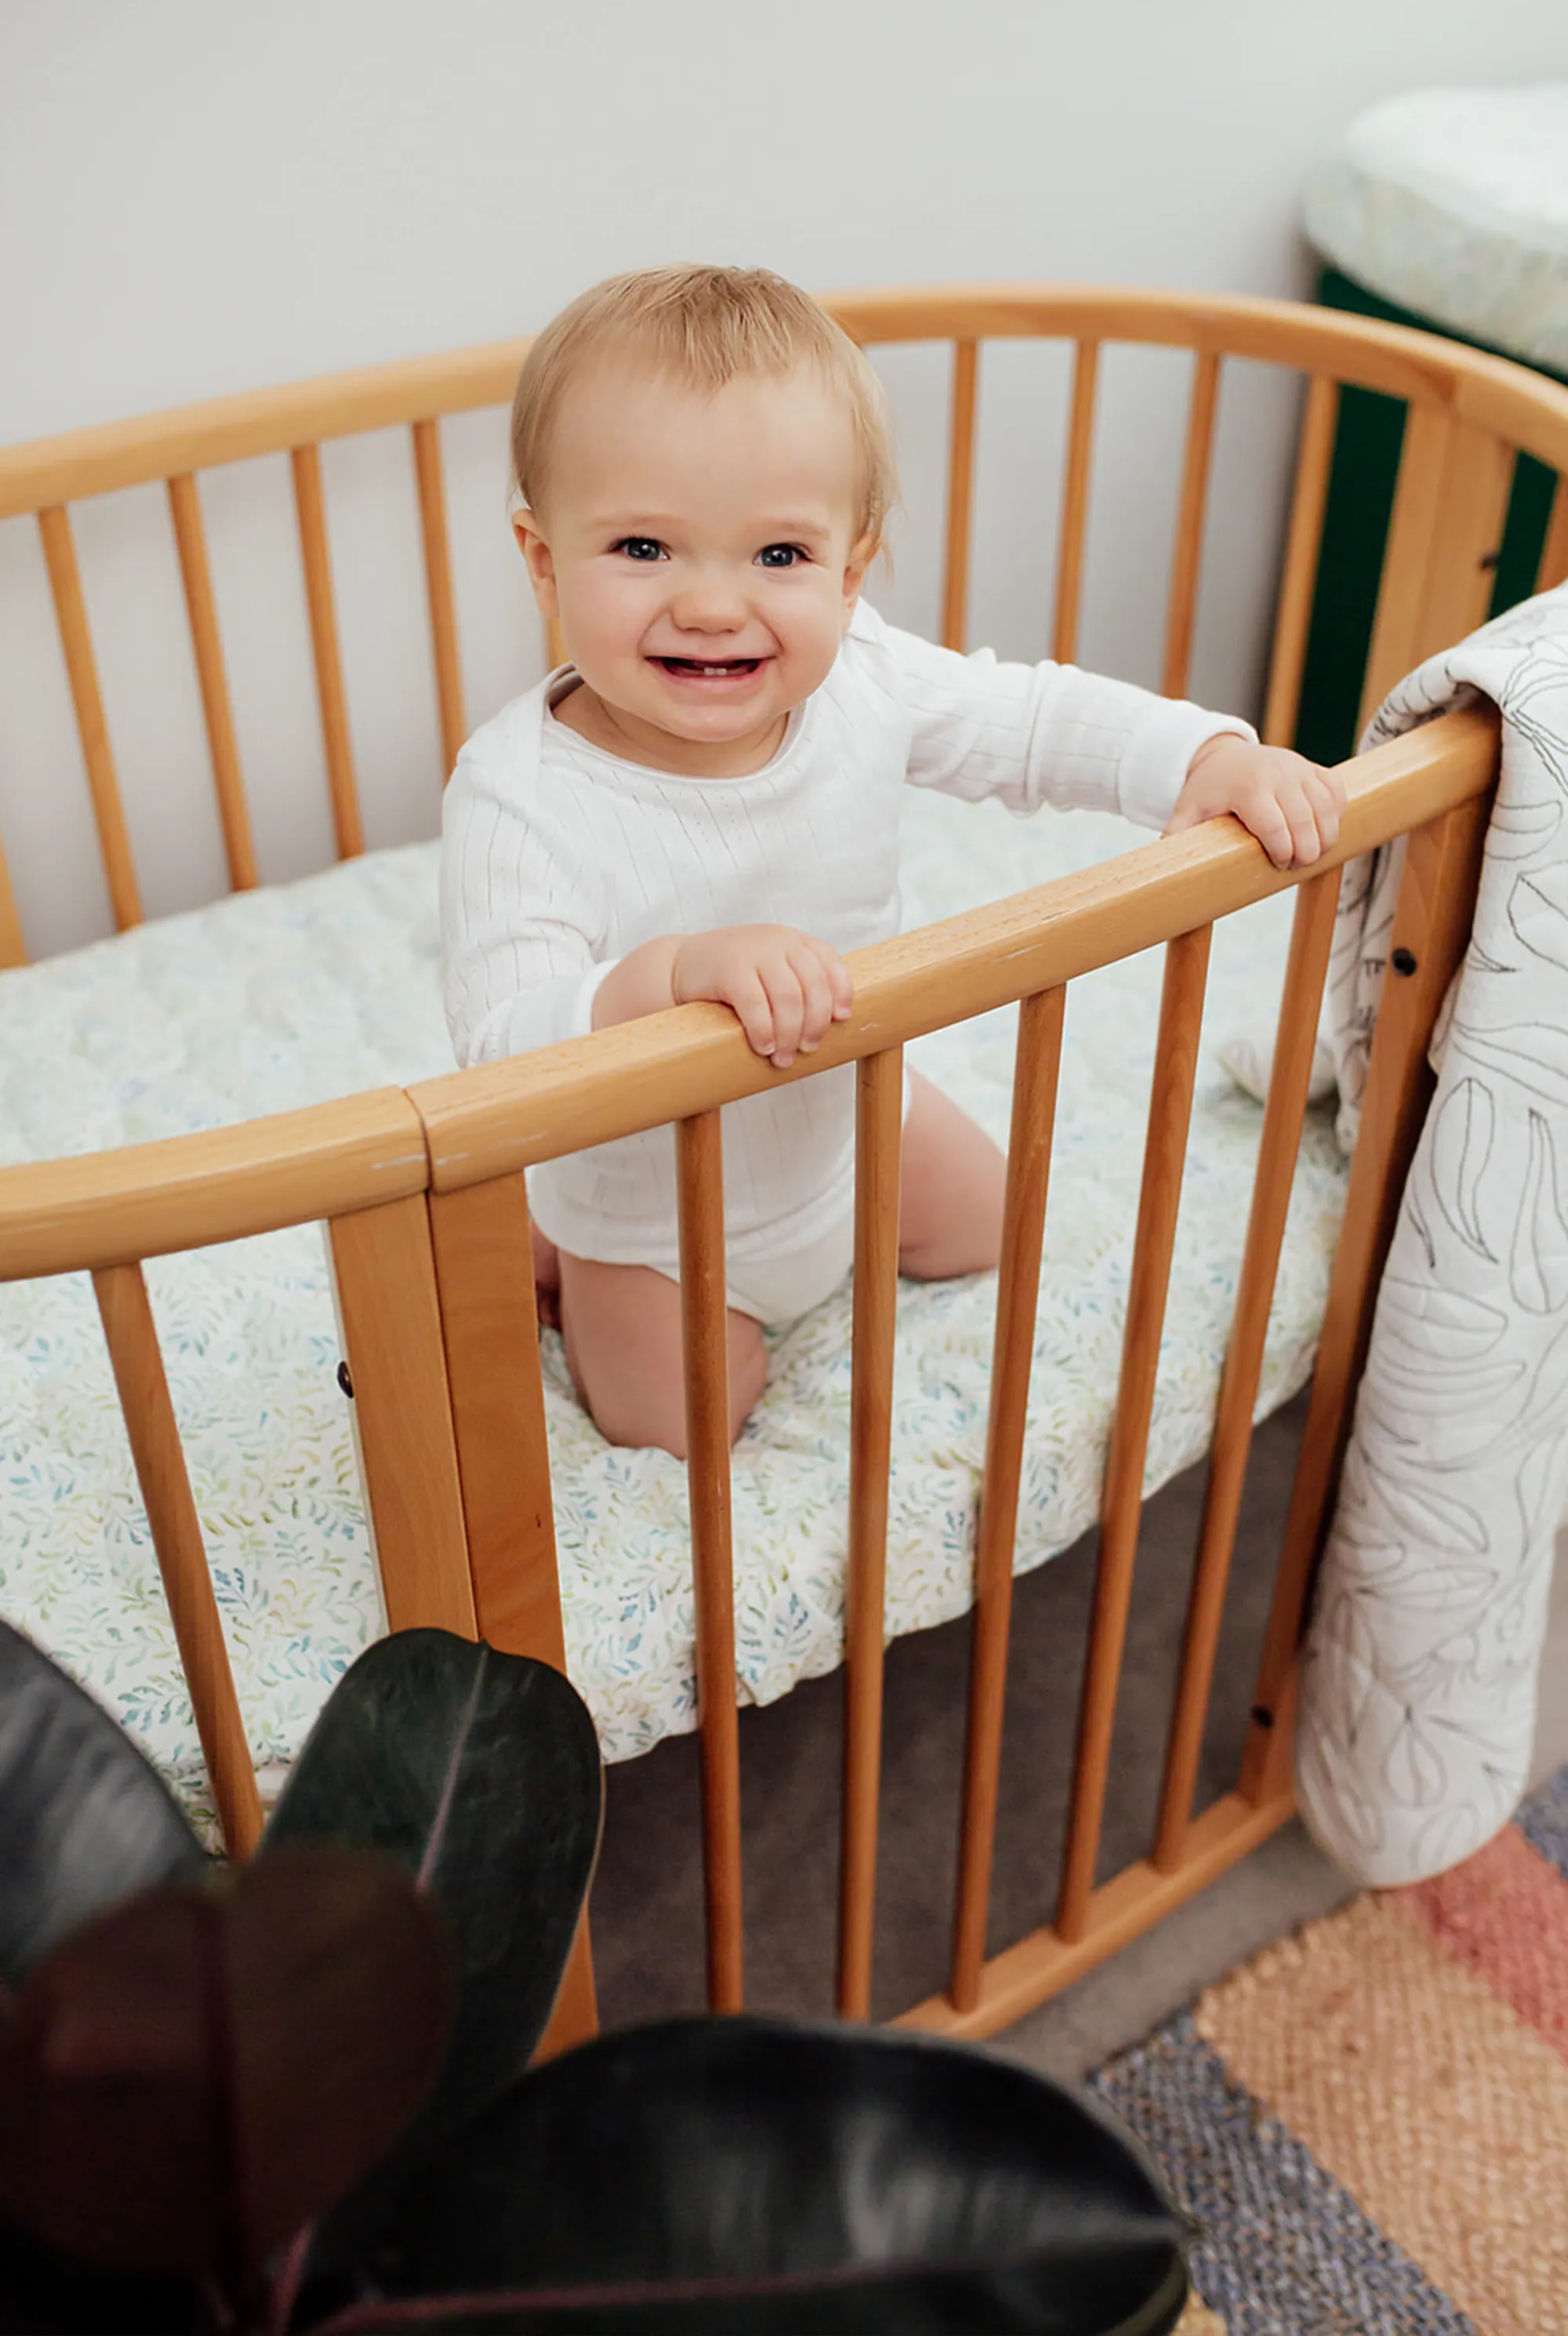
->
xmin=949 ymin=987 xmax=1066 ymax=2010
xmin=941 ymin=341 xmax=979 ymax=652
xmin=0 ymin=841 xmax=24 ymax=968
xmin=1057 ymin=925 xmax=1213 ymax=1942
xmin=93 ymin=1262 xmax=263 ymax=1858
xmin=1240 ymin=790 xmax=1495 ymax=1807
xmin=291 ymin=444 xmax=363 ymax=859
xmin=412 ymin=419 xmax=466 ymax=776
xmin=428 ymin=1174 xmax=563 ymax=1663
xmin=1359 ymin=411 xmax=1513 ymax=732
xmin=1161 ymin=351 xmax=1221 ymax=700
xmin=37 ymin=504 xmax=142 ymax=931
xmin=328 ymin=1193 xmax=477 ymax=1640
xmin=677 ymin=1112 xmax=744 ymax=2012
xmin=837 ymin=1048 xmax=905 ymax=2019
xmin=0 ymin=1088 xmax=428 ymax=1283
xmin=411 ymin=707 xmax=1499 ymax=1193
xmin=167 ymin=471 xmax=256 ymax=891
xmin=1539 ymin=471 xmax=1568 ymax=592
xmin=1052 ymin=341 xmax=1099 ymax=666
xmin=1262 ymin=376 xmax=1339 ymax=747
xmin=1153 ymin=871 xmax=1341 ymax=1872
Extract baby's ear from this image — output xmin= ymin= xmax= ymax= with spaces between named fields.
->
xmin=512 ymin=508 xmax=558 ymax=619
xmin=841 ymin=532 xmax=878 ymax=619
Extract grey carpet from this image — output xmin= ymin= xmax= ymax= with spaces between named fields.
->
xmin=588 ymin=1390 xmax=1317 ymax=2033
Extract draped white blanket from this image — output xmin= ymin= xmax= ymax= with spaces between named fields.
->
xmin=1298 ymin=583 xmax=1568 ymax=1884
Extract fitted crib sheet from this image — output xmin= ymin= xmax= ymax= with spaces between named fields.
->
xmin=0 ymin=791 xmax=1348 ymax=1818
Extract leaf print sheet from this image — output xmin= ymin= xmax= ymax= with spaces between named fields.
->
xmin=0 ymin=792 xmax=1345 ymax=1825
xmin=1301 ymin=583 xmax=1568 ymax=1885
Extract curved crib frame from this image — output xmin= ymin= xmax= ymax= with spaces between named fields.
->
xmin=2 ymin=288 xmax=1566 ymax=2051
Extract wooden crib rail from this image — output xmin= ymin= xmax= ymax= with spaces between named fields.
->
xmin=408 ymin=703 xmax=1498 ymax=1191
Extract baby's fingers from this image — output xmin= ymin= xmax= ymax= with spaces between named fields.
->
xmin=760 ymin=959 xmax=808 ymax=1067
xmin=724 ymin=967 xmax=784 ymax=1060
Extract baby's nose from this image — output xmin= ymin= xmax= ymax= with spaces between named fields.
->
xmin=670 ymin=566 xmax=748 ymax=630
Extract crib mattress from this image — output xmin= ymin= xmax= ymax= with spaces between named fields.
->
xmin=1305 ymin=84 xmax=1568 ymax=373
xmin=0 ymin=794 xmax=1348 ymax=1819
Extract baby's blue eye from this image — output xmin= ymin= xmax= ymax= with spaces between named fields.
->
xmin=756 ymin=543 xmax=807 ymax=569
xmin=616 ymin=536 xmax=666 ymax=561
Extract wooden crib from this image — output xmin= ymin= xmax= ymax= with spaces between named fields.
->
xmin=2 ymin=289 xmax=1566 ymax=2056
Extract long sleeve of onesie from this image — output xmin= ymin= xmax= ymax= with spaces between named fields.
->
xmin=862 ymin=604 xmax=1255 ymax=830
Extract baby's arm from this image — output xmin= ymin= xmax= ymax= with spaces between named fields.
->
xmin=594 ymin=928 xmax=852 ymax=1070
xmin=1167 ymin=734 xmax=1345 ymax=868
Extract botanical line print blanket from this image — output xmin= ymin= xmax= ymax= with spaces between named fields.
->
xmin=1298 ymin=582 xmax=1568 ymax=1887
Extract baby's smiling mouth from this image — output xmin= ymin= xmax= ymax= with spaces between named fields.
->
xmin=652 ymin=656 xmax=764 ymax=679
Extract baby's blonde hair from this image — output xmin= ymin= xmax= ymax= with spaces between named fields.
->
xmin=510 ymin=264 xmax=896 ymax=550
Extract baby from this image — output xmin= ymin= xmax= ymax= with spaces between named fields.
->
xmin=442 ymin=266 xmax=1344 ymax=1459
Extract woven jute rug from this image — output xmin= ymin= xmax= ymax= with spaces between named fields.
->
xmin=1094 ymin=1763 xmax=1568 ymax=2335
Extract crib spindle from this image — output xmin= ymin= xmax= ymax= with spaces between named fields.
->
xmin=1261 ymin=376 xmax=1339 ymax=747
xmin=949 ymin=986 xmax=1066 ymax=2011
xmin=1152 ymin=872 xmax=1341 ymax=1872
xmin=837 ymin=1046 xmax=906 ymax=2020
xmin=1240 ymin=792 xmax=1492 ymax=1807
xmin=411 ymin=420 xmax=467 ymax=777
xmin=1056 ymin=924 xmax=1213 ymax=1942
xmin=1539 ymin=470 xmax=1568 ymax=593
xmin=942 ymin=341 xmax=980 ymax=652
xmin=677 ymin=1110 xmax=745 ymax=2013
xmin=1051 ymin=342 xmax=1100 ymax=666
xmin=167 ymin=472 xmax=257 ymax=892
xmin=1160 ymin=352 xmax=1221 ymax=702
xmin=0 ymin=844 xmax=24 ymax=969
xmin=37 ymin=505 xmax=143 ymax=932
xmin=291 ymin=445 xmax=365 ymax=860
xmin=93 ymin=1261 xmax=263 ymax=1858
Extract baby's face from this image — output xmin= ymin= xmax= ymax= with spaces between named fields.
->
xmin=517 ymin=361 xmax=869 ymax=772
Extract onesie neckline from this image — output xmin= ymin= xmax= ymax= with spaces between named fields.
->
xmin=542 ymin=667 xmax=811 ymax=790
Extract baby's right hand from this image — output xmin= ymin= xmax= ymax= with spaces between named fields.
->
xmin=672 ymin=925 xmax=854 ymax=1069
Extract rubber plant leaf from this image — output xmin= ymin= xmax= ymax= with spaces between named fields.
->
xmin=0 ymin=1619 xmax=205 ymax=1990
xmin=338 ymin=2016 xmax=1190 ymax=2336
xmin=263 ymin=1631 xmax=602 ymax=2229
xmin=0 ymin=1845 xmax=452 ymax=2290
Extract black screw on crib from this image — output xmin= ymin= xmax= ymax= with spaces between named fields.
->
xmin=1391 ymin=946 xmax=1418 ymax=977
xmin=337 ymin=1359 xmax=354 ymax=1399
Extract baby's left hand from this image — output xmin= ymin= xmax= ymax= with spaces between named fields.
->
xmin=1167 ymin=734 xmax=1345 ymax=869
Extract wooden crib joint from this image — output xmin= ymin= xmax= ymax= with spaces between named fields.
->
xmin=291 ymin=444 xmax=364 ymax=860
xmin=837 ymin=1045 xmax=905 ymax=2021
xmin=328 ymin=1193 xmax=477 ymax=1640
xmin=1052 ymin=341 xmax=1099 ymax=667
xmin=1057 ymin=922 xmax=1213 ymax=1941
xmin=677 ymin=1110 xmax=745 ymax=2013
xmin=38 ymin=504 xmax=143 ymax=932
xmin=93 ymin=1260 xmax=263 ymax=1858
xmin=1154 ymin=870 xmax=1341 ymax=1872
xmin=1161 ymin=350 xmax=1221 ymax=702
xmin=168 ymin=471 xmax=256 ymax=892
xmin=0 ymin=841 xmax=24 ymax=969
xmin=412 ymin=420 xmax=466 ymax=778
xmin=1262 ymin=375 xmax=1338 ymax=747
xmin=942 ymin=342 xmax=979 ymax=652
xmin=949 ymin=985 xmax=1066 ymax=2012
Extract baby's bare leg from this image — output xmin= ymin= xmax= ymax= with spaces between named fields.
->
xmin=557 ymin=1252 xmax=768 ymax=1459
xmin=898 ymin=1070 xmax=1007 ymax=1279
xmin=531 ymin=1219 xmax=561 ymax=1330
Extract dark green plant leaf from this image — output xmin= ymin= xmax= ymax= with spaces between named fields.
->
xmin=347 ymin=2017 xmax=1189 ymax=2334
xmin=0 ymin=1620 xmax=205 ymax=1989
xmin=0 ymin=1845 xmax=452 ymax=2283
xmin=264 ymin=1632 xmax=603 ymax=2182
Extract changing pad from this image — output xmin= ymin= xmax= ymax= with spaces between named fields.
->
xmin=0 ymin=795 xmax=1348 ymax=1817
xmin=1305 ymin=84 xmax=1568 ymax=372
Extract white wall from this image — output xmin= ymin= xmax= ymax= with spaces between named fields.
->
xmin=3 ymin=0 xmax=1566 ymax=953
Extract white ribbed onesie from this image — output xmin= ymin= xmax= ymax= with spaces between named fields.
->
xmin=441 ymin=601 xmax=1254 ymax=1322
